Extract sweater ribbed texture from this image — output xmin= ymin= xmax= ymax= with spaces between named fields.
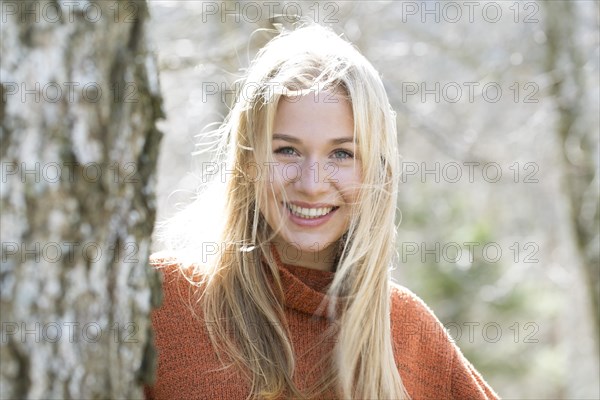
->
xmin=145 ymin=255 xmax=499 ymax=400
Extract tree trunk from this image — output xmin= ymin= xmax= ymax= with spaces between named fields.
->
xmin=1 ymin=0 xmax=163 ymax=398
xmin=542 ymin=1 xmax=600 ymax=397
xmin=543 ymin=0 xmax=599 ymax=349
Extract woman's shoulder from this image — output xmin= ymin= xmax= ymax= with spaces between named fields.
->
xmin=389 ymin=281 xmax=446 ymax=330
xmin=388 ymin=282 xmax=455 ymax=364
xmin=389 ymin=282 xmax=500 ymax=399
xmin=148 ymin=251 xmax=209 ymax=315
xmin=148 ymin=252 xmax=210 ymax=329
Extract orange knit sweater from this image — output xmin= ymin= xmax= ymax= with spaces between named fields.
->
xmin=145 ymin=255 xmax=499 ymax=400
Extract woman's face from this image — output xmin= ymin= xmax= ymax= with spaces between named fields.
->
xmin=259 ymin=90 xmax=362 ymax=267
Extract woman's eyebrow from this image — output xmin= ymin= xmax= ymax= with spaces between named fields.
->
xmin=330 ymin=137 xmax=355 ymax=145
xmin=273 ymin=133 xmax=355 ymax=145
xmin=273 ymin=133 xmax=301 ymax=143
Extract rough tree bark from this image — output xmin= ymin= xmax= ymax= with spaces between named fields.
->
xmin=1 ymin=0 xmax=163 ymax=398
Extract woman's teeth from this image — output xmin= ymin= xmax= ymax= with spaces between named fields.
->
xmin=286 ymin=203 xmax=335 ymax=219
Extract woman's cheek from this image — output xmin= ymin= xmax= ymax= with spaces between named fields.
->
xmin=271 ymin=164 xmax=287 ymax=187
xmin=336 ymin=167 xmax=362 ymax=190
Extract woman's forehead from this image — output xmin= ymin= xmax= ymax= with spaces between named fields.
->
xmin=273 ymin=92 xmax=354 ymax=139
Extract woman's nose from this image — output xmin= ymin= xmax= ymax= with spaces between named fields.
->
xmin=293 ymin=159 xmax=331 ymax=195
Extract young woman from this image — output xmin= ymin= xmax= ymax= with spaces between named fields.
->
xmin=146 ymin=24 xmax=499 ymax=400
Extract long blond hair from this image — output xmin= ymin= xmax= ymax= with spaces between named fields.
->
xmin=159 ymin=23 xmax=410 ymax=400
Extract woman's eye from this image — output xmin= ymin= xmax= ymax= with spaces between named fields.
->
xmin=274 ymin=146 xmax=298 ymax=156
xmin=332 ymin=149 xmax=354 ymax=160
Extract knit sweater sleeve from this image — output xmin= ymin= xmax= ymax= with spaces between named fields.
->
xmin=450 ymin=348 xmax=499 ymax=399
xmin=143 ymin=253 xmax=182 ymax=400
xmin=390 ymin=283 xmax=499 ymax=399
xmin=143 ymin=253 xmax=208 ymax=400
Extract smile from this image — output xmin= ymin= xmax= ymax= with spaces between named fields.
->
xmin=285 ymin=203 xmax=339 ymax=219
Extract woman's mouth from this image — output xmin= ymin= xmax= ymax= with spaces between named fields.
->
xmin=285 ymin=203 xmax=338 ymax=219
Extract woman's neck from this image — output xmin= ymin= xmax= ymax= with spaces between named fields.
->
xmin=271 ymin=240 xmax=338 ymax=272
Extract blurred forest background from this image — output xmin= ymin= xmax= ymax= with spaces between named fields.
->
xmin=147 ymin=1 xmax=599 ymax=399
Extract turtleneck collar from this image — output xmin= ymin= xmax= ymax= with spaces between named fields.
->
xmin=267 ymin=245 xmax=346 ymax=319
